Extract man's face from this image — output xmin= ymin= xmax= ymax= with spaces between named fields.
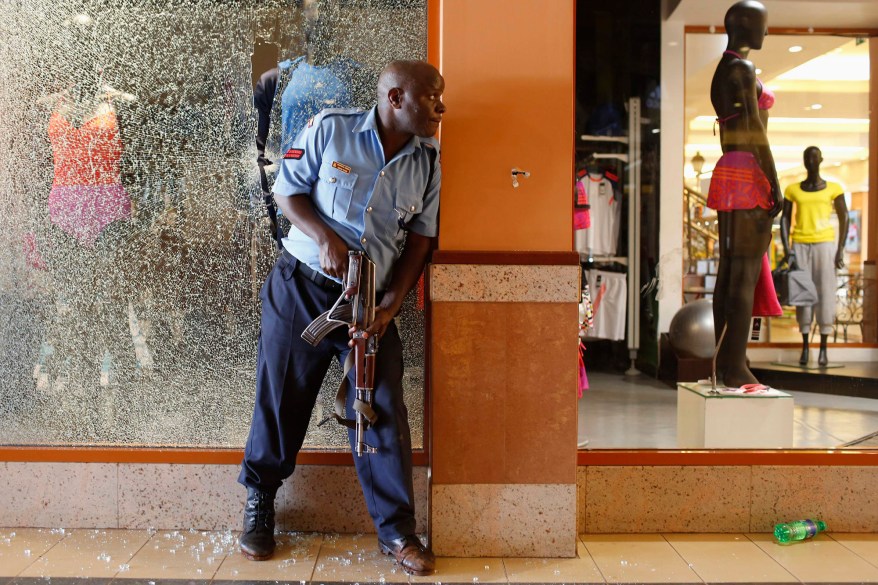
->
xmin=399 ymin=72 xmax=446 ymax=138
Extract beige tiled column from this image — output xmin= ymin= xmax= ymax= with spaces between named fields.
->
xmin=429 ymin=260 xmax=580 ymax=557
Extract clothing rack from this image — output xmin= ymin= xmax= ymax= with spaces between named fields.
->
xmin=578 ymin=97 xmax=642 ymax=375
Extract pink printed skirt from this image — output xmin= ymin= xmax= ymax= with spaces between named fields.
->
xmin=49 ymin=184 xmax=132 ymax=247
xmin=707 ymin=151 xmax=773 ymax=211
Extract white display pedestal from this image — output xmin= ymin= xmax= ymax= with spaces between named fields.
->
xmin=677 ymin=382 xmax=794 ymax=448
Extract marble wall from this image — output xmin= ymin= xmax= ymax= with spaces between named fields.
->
xmin=577 ymin=465 xmax=878 ymax=533
xmin=3 ymin=461 xmax=876 ymax=535
xmin=0 ymin=462 xmax=427 ymax=532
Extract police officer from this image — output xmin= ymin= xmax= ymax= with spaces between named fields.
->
xmin=237 ymin=60 xmax=445 ymax=577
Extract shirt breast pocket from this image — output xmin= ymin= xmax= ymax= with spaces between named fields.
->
xmin=385 ymin=193 xmax=423 ymax=246
xmin=317 ymin=161 xmax=358 ymax=220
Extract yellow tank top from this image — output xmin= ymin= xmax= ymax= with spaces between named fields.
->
xmin=783 ymin=181 xmax=843 ymax=244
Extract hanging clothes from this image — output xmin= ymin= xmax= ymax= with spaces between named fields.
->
xmin=47 ymin=106 xmax=131 ymax=247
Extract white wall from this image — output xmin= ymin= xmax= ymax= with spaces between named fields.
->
xmin=657 ymin=19 xmax=686 ymax=334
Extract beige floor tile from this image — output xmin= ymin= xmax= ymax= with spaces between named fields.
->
xmin=503 ymin=540 xmax=604 ymax=583
xmin=312 ymin=533 xmax=409 ymax=583
xmin=748 ymin=532 xmax=878 ymax=582
xmin=122 ymin=529 xmax=236 ymax=579
xmin=214 ymin=532 xmax=322 ymax=581
xmin=411 ymin=556 xmax=507 ymax=583
xmin=831 ymin=533 xmax=878 ymax=568
xmin=580 ymin=534 xmax=701 ymax=583
xmin=0 ymin=528 xmax=67 ymax=577
xmin=18 ymin=529 xmax=150 ymax=578
xmin=664 ymin=533 xmax=798 ymax=583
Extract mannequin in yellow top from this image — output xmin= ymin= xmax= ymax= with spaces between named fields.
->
xmin=780 ymin=146 xmax=849 ymax=366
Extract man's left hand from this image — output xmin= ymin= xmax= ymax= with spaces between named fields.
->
xmin=348 ymin=306 xmax=394 ymax=346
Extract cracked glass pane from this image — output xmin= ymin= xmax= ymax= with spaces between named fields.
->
xmin=0 ymin=0 xmax=427 ymax=448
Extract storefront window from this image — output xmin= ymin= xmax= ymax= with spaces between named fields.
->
xmin=683 ymin=33 xmax=871 ymax=345
xmin=575 ymin=0 xmax=663 ymax=448
xmin=577 ymin=15 xmax=877 ymax=451
xmin=0 ymin=0 xmax=427 ymax=448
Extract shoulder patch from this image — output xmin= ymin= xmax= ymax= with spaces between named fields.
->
xmin=284 ymin=148 xmax=304 ymax=160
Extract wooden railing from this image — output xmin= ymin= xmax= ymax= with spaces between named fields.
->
xmin=684 ymin=186 xmax=718 ymax=262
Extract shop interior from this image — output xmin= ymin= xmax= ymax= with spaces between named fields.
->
xmin=577 ymin=20 xmax=877 ymax=451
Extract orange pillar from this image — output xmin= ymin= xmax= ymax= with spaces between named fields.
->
xmin=429 ymin=0 xmax=579 ymax=557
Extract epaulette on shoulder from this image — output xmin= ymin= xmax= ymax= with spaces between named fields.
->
xmin=421 ymin=136 xmax=440 ymax=151
xmin=320 ymin=107 xmax=364 ymax=119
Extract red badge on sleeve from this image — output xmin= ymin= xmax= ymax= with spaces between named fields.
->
xmin=284 ymin=148 xmax=304 ymax=160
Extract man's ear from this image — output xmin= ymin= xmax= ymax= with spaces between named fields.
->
xmin=388 ymin=87 xmax=404 ymax=109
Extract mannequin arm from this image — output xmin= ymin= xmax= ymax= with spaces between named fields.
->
xmin=780 ymin=199 xmax=798 ymax=269
xmin=729 ymin=64 xmax=782 ymax=216
xmin=833 ymin=195 xmax=849 ymax=269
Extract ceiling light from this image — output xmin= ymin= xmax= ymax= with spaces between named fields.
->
xmin=809 ymin=103 xmax=823 ymax=110
xmin=755 ymin=68 xmax=762 ymax=74
xmin=788 ymin=45 xmax=803 ymax=53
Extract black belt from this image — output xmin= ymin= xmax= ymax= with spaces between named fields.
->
xmin=280 ymin=249 xmax=343 ymax=292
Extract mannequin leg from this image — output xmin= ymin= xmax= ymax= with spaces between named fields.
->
xmin=799 ymin=333 xmax=810 ymax=365
xmin=717 ymin=255 xmax=762 ymax=386
xmin=714 ymin=209 xmax=771 ymax=387
xmin=712 ymin=214 xmax=732 ymax=381
xmin=811 ymin=242 xmax=838 ymax=347
xmin=818 ymin=334 xmax=829 ymax=366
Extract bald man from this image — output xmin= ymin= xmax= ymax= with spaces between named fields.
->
xmin=237 ymin=60 xmax=445 ymax=575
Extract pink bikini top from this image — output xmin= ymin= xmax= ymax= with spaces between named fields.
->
xmin=715 ymin=50 xmax=775 ymax=130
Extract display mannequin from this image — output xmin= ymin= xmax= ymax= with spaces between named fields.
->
xmin=37 ymin=66 xmax=139 ymax=421
xmin=254 ymin=0 xmax=370 ymax=244
xmin=707 ymin=0 xmax=783 ymax=388
xmin=781 ymin=146 xmax=849 ymax=366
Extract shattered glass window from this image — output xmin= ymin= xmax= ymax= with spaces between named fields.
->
xmin=0 ymin=0 xmax=428 ymax=448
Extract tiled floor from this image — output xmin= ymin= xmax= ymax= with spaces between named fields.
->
xmin=2 ymin=528 xmax=878 ymax=584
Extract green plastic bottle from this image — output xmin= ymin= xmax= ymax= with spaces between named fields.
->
xmin=774 ymin=519 xmax=827 ymax=543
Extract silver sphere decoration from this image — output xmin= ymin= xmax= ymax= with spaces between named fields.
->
xmin=668 ymin=299 xmax=715 ymax=359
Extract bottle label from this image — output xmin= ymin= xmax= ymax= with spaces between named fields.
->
xmin=803 ymin=519 xmax=817 ymax=537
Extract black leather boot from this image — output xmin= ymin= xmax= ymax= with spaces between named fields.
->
xmin=818 ymin=334 xmax=829 ymax=366
xmin=239 ymin=487 xmax=276 ymax=560
xmin=799 ymin=334 xmax=810 ymax=365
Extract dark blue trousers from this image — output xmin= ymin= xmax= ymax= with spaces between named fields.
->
xmin=238 ymin=255 xmax=416 ymax=541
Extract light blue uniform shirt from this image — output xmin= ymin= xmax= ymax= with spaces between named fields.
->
xmin=273 ymin=107 xmax=441 ymax=291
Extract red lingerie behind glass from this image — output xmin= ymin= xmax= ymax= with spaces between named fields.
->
xmin=48 ymin=105 xmax=131 ymax=247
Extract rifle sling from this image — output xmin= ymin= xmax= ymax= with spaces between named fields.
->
xmin=318 ymin=349 xmax=378 ymax=430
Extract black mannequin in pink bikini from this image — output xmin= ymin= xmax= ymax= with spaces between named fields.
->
xmin=707 ymin=0 xmax=783 ymax=388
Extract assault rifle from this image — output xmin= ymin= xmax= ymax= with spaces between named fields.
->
xmin=301 ymin=251 xmax=378 ymax=456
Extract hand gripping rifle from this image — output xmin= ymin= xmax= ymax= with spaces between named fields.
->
xmin=301 ymin=251 xmax=378 ymax=456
